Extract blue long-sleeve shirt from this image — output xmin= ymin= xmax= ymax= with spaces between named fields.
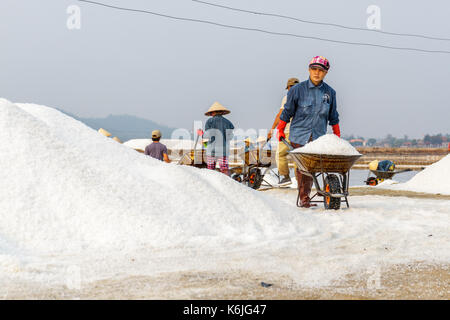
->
xmin=280 ymin=79 xmax=339 ymax=145
xmin=204 ymin=115 xmax=235 ymax=157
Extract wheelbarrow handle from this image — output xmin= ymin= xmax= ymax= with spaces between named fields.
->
xmin=280 ymin=137 xmax=294 ymax=151
xmin=395 ymin=168 xmax=413 ymax=174
xmin=259 ymin=137 xmax=271 ymax=149
xmin=254 ymin=137 xmax=273 ymax=151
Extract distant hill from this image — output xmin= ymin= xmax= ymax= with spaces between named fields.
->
xmin=57 ymin=109 xmax=175 ymax=142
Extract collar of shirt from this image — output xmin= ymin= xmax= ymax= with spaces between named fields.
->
xmin=308 ymin=78 xmax=324 ymax=89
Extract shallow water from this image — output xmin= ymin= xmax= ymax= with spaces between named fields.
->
xmin=265 ymin=168 xmax=419 ymax=188
xmin=348 ymin=169 xmax=418 ymax=186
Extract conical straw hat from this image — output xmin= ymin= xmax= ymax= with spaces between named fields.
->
xmin=112 ymin=136 xmax=122 ymax=143
xmin=368 ymin=160 xmax=379 ymax=171
xmin=98 ymin=128 xmax=112 ymax=137
xmin=205 ymin=101 xmax=230 ymax=116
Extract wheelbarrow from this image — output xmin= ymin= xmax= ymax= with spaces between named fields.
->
xmin=177 ymin=149 xmax=208 ymax=168
xmin=365 ymin=168 xmax=412 ymax=186
xmin=230 ymin=138 xmax=278 ymax=189
xmin=177 ymin=129 xmax=209 ymax=168
xmin=281 ymin=138 xmax=362 ymax=209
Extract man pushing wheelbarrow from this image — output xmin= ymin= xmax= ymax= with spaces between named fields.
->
xmin=277 ymin=56 xmax=341 ymax=208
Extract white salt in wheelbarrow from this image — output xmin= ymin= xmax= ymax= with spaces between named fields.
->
xmin=281 ymin=138 xmax=362 ymax=209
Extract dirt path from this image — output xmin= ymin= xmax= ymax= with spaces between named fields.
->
xmin=260 ymin=186 xmax=450 ymax=200
xmin=2 ymin=263 xmax=448 ymax=299
xmin=349 ymin=187 xmax=450 ymax=199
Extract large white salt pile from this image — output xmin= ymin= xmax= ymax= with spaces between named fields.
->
xmin=2 ymin=98 xmax=450 ymax=292
xmin=291 ymin=134 xmax=361 ymax=156
xmin=391 ymin=155 xmax=450 ymax=195
xmin=0 ymin=98 xmax=313 ymax=258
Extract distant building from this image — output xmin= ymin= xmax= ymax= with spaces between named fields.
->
xmin=417 ymin=140 xmax=425 ymax=147
xmin=401 ymin=141 xmax=412 ymax=148
xmin=349 ymin=138 xmax=366 ymax=147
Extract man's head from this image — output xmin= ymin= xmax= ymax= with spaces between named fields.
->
xmin=152 ymin=129 xmax=162 ymax=142
xmin=308 ymin=56 xmax=330 ymax=85
xmin=285 ymin=77 xmax=299 ymax=90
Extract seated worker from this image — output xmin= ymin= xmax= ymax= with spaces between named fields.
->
xmin=203 ymin=102 xmax=235 ymax=175
xmin=369 ymin=160 xmax=395 ymax=171
xmin=144 ymin=130 xmax=170 ymax=163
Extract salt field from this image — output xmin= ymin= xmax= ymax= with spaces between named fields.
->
xmin=0 ymin=99 xmax=448 ymax=298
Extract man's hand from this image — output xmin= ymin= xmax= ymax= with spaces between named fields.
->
xmin=267 ymin=130 xmax=273 ymax=140
xmin=163 ymin=153 xmax=171 ymax=163
xmin=277 ymin=120 xmax=287 ymax=141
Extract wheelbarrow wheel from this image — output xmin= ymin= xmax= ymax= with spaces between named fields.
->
xmin=231 ymin=173 xmax=243 ymax=183
xmin=248 ymin=168 xmax=263 ymax=190
xmin=324 ymin=174 xmax=341 ymax=210
xmin=366 ymin=177 xmax=378 ymax=186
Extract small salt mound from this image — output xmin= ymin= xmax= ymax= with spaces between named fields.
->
xmin=375 ymin=179 xmax=398 ymax=187
xmin=123 ymin=138 xmax=152 ymax=151
xmin=393 ymin=155 xmax=450 ymax=195
xmin=291 ymin=134 xmax=361 ymax=156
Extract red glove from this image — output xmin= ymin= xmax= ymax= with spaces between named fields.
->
xmin=332 ymin=124 xmax=341 ymax=137
xmin=277 ymin=120 xmax=287 ymax=141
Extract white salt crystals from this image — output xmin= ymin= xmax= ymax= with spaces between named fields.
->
xmin=291 ymin=134 xmax=362 ymax=156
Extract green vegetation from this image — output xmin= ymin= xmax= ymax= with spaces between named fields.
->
xmin=343 ymin=133 xmax=450 ymax=148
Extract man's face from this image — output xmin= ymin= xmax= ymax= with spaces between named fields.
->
xmin=309 ymin=66 xmax=327 ymax=84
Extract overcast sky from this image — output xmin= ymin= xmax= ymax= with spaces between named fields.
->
xmin=1 ymin=0 xmax=449 ymax=139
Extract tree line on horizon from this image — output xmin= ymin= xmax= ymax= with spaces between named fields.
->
xmin=343 ymin=133 xmax=450 ymax=148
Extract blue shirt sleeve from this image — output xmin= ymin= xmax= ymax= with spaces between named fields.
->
xmin=204 ymin=118 xmax=212 ymax=139
xmin=328 ymin=90 xmax=339 ymax=126
xmin=280 ymin=87 xmax=298 ymax=123
xmin=225 ymin=119 xmax=234 ymax=141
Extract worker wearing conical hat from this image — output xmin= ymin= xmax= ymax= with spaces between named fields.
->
xmin=277 ymin=56 xmax=341 ymax=208
xmin=203 ymin=102 xmax=235 ymax=175
xmin=368 ymin=160 xmax=379 ymax=171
